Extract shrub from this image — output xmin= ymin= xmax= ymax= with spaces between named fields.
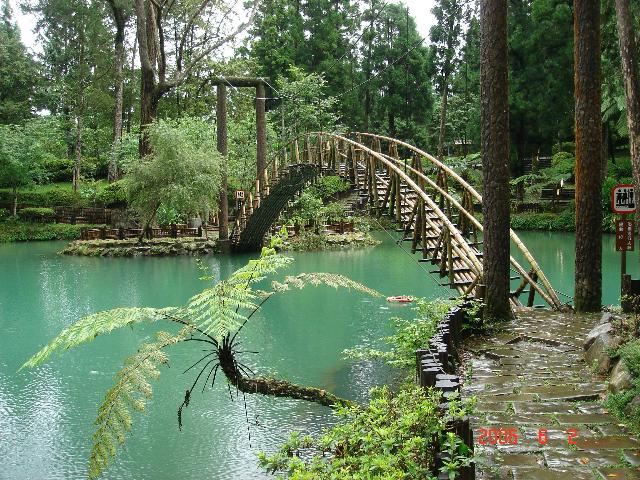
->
xmin=42 ymin=158 xmax=74 ymax=182
xmin=307 ymin=175 xmax=350 ymax=200
xmin=18 ymin=207 xmax=56 ymax=222
xmin=618 ymin=339 xmax=640 ymax=378
xmin=0 ymin=187 xmax=84 ymax=207
xmin=259 ymin=385 xmax=473 ymax=479
xmin=0 ymin=222 xmax=101 ymax=242
xmin=0 ymin=208 xmax=9 ymax=222
xmin=95 ymin=179 xmax=128 ymax=208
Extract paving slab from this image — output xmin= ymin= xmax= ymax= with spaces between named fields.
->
xmin=462 ymin=309 xmax=640 ymax=477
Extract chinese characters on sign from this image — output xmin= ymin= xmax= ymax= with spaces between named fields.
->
xmin=616 ymin=220 xmax=635 ymax=252
xmin=612 ymin=184 xmax=636 ymax=214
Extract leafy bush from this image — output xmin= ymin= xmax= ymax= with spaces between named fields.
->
xmin=608 ymin=157 xmax=633 ymax=180
xmin=285 ymin=192 xmax=324 ymax=228
xmin=42 ymin=158 xmax=74 ymax=182
xmin=18 ymin=207 xmax=56 ymax=222
xmin=96 ymin=179 xmax=128 ymax=208
xmin=259 ymin=386 xmax=473 ymax=479
xmin=344 ymin=298 xmax=454 ymax=371
xmin=0 ymin=184 xmax=85 ymax=207
xmin=0 ymin=208 xmax=9 ymax=222
xmin=319 ymin=200 xmax=348 ymax=222
xmin=0 ymin=222 xmax=100 ymax=242
xmin=617 ymin=339 xmax=640 ymax=378
xmin=307 ymin=176 xmax=350 ymax=200
xmin=511 ymin=211 xmax=576 ymax=231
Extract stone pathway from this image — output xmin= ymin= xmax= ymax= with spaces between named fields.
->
xmin=461 ymin=309 xmax=640 ymax=479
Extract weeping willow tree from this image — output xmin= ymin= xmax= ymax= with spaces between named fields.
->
xmin=22 ymin=239 xmax=381 ymax=478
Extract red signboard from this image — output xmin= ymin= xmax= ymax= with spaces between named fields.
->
xmin=616 ymin=220 xmax=635 ymax=251
xmin=612 ymin=184 xmax=636 ymax=214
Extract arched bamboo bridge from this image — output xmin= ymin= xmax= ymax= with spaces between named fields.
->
xmin=231 ymin=132 xmax=564 ymax=310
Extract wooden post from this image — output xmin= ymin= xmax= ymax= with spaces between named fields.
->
xmin=395 ymin=172 xmax=402 ymax=224
xmin=527 ymin=272 xmax=538 ymax=307
xmin=217 ymin=85 xmax=229 ymax=242
xmin=256 ymin=82 xmax=267 ymax=198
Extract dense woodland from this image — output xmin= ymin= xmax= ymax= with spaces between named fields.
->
xmin=0 ymin=0 xmax=638 ymax=192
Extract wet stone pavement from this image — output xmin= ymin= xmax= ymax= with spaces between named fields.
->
xmin=461 ymin=309 xmax=640 ymax=479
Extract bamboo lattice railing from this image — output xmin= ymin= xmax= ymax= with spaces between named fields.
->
xmin=231 ymin=131 xmax=564 ymax=310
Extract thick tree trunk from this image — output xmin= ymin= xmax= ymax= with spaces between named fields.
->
xmin=217 ymin=85 xmax=229 ymax=241
xmin=480 ymin=0 xmax=511 ymax=321
xmin=437 ymin=79 xmax=449 ymax=159
xmin=574 ymin=0 xmax=602 ymax=312
xmin=218 ymin=340 xmax=352 ymax=408
xmin=139 ymin=75 xmax=160 ymax=158
xmin=108 ymin=2 xmax=126 ymax=182
xmin=614 ymin=0 xmax=640 ymax=245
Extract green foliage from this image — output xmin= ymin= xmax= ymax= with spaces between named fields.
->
xmin=319 ymin=201 xmax=349 ymax=222
xmin=0 ymin=221 xmax=99 ymax=242
xmin=259 ymin=385 xmax=474 ymax=479
xmin=510 ymin=211 xmax=576 ymax=231
xmin=552 ymin=141 xmax=575 ymax=155
xmin=127 ymin=118 xmax=221 ymax=226
xmin=271 ymin=66 xmax=342 ymax=142
xmin=17 ymin=207 xmax=56 ymax=222
xmin=96 ymin=179 xmax=128 ymax=208
xmin=617 ymin=340 xmax=640 ymax=378
xmin=88 ymin=328 xmax=188 ymax=479
xmin=307 ymin=176 xmax=350 ymax=200
xmin=0 ymin=183 xmax=85 ymax=207
xmin=23 ymin=247 xmax=380 ymax=478
xmin=0 ymin=124 xmax=47 ymax=195
xmin=0 ymin=2 xmax=41 ymax=123
xmin=0 ymin=207 xmax=9 ymax=222
xmin=285 ymin=192 xmax=324 ymax=229
xmin=42 ymin=158 xmax=74 ymax=182
xmin=344 ymin=299 xmax=454 ymax=372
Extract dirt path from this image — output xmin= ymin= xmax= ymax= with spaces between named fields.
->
xmin=461 ymin=309 xmax=640 ymax=479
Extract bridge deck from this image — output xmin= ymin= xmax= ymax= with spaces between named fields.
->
xmin=231 ymin=132 xmax=565 ymax=311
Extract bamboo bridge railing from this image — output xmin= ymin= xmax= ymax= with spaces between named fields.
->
xmin=230 ymin=132 xmax=564 ymax=310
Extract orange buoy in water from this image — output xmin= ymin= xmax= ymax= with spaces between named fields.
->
xmin=386 ymin=295 xmax=413 ymax=303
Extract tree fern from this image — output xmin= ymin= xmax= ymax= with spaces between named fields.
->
xmin=271 ymin=272 xmax=382 ymax=298
xmin=22 ymin=245 xmax=383 ymax=479
xmin=88 ymin=327 xmax=190 ymax=479
xmin=21 ymin=307 xmax=177 ymax=369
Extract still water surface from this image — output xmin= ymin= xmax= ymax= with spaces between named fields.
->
xmin=0 ymin=231 xmax=631 ymax=479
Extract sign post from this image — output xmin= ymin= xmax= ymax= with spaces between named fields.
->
xmin=612 ymin=184 xmax=636 ymax=292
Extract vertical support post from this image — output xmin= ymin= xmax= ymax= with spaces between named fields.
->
xmin=217 ymin=85 xmax=229 ymax=243
xmin=256 ymin=82 xmax=267 ymax=198
xmin=395 ymin=172 xmax=402 ymax=224
xmin=527 ymin=271 xmax=539 ymax=307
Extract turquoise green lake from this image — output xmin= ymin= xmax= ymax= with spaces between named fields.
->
xmin=0 ymin=231 xmax=632 ymax=479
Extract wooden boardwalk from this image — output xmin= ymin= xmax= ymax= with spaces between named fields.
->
xmin=232 ymin=132 xmax=564 ymax=310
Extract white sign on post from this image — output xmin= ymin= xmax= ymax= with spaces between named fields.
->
xmin=612 ymin=184 xmax=636 ymax=214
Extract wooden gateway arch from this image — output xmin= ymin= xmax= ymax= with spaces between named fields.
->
xmin=228 ymin=131 xmax=564 ymax=310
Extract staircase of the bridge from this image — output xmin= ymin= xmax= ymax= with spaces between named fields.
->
xmin=231 ymin=131 xmax=564 ymax=310
xmin=463 ymin=309 xmax=640 ymax=479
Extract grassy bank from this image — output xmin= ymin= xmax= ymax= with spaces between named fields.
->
xmin=510 ymin=210 xmax=618 ymax=233
xmin=0 ymin=221 xmax=101 ymax=243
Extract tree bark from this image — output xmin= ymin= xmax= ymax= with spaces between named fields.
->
xmin=217 ymin=85 xmax=229 ymax=241
xmin=480 ymin=0 xmax=511 ymax=320
xmin=574 ymin=0 xmax=602 ymax=312
xmin=108 ymin=0 xmax=126 ymax=182
xmin=437 ymin=79 xmax=449 ymax=159
xmin=614 ymin=0 xmax=640 ymax=246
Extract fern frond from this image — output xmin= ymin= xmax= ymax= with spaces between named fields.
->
xmin=181 ymin=251 xmax=294 ymax=342
xmin=272 ymin=273 xmax=382 ymax=298
xmin=21 ymin=307 xmax=178 ymax=369
xmin=88 ymin=327 xmax=188 ymax=479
